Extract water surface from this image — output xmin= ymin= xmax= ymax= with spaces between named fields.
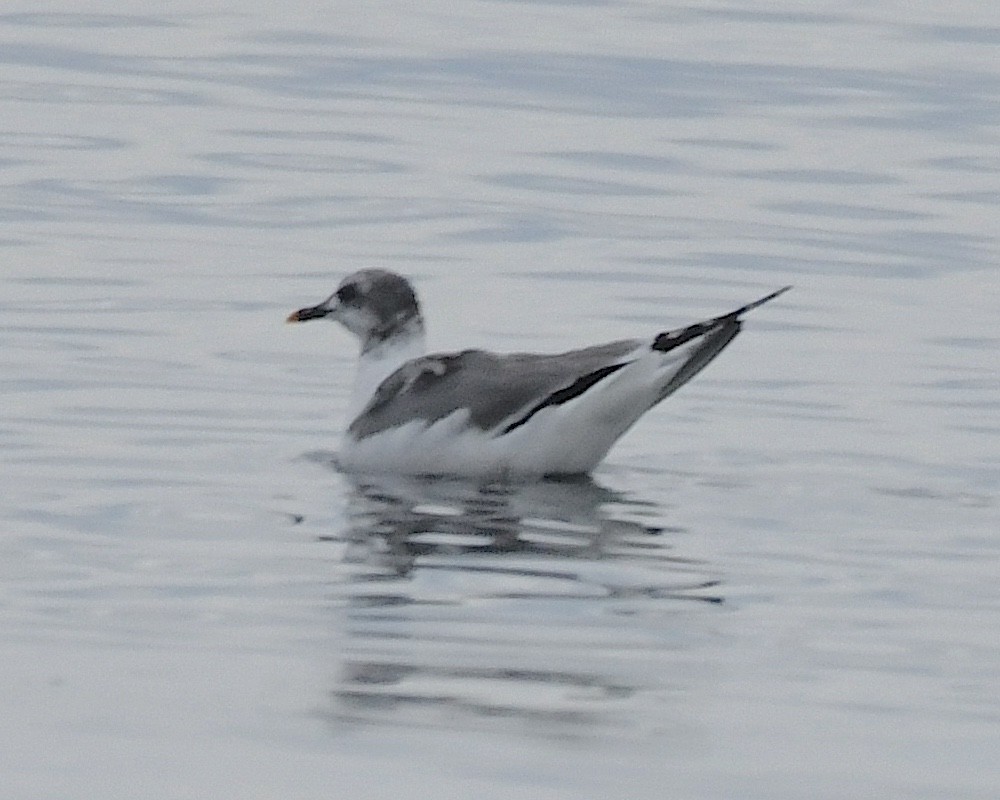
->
xmin=1 ymin=2 xmax=998 ymax=798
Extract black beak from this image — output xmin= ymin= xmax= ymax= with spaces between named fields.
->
xmin=286 ymin=303 xmax=331 ymax=323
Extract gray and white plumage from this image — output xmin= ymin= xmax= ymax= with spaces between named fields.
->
xmin=288 ymin=269 xmax=789 ymax=478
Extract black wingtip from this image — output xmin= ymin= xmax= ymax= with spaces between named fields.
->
xmin=652 ymin=286 xmax=790 ymax=354
xmin=735 ymin=285 xmax=792 ymax=316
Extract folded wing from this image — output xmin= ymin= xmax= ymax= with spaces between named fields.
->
xmin=349 ymin=286 xmax=791 ymax=441
xmin=349 ymin=340 xmax=642 ymax=439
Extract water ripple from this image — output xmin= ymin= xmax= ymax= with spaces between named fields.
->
xmin=315 ymin=474 xmax=720 ymax=735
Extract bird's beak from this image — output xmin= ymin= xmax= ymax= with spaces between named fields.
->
xmin=286 ymin=300 xmax=335 ymax=323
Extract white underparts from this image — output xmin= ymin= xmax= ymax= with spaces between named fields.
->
xmin=338 ymin=343 xmax=689 ymax=478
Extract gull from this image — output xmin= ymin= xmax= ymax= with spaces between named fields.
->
xmin=288 ymin=270 xmax=789 ymax=478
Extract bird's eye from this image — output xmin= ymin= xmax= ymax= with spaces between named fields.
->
xmin=336 ymin=283 xmax=358 ymax=304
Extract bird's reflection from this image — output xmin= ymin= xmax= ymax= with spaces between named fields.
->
xmin=317 ymin=472 xmax=723 ymax=738
xmin=328 ymin=473 xmax=705 ymax=579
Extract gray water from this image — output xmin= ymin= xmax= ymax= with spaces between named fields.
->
xmin=2 ymin=3 xmax=999 ymax=798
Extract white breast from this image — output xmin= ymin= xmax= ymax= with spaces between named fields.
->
xmin=347 ymin=331 xmax=427 ymax=421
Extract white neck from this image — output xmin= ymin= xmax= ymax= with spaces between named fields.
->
xmin=347 ymin=324 xmax=427 ymax=422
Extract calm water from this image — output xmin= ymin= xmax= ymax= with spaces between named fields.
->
xmin=2 ymin=2 xmax=999 ymax=798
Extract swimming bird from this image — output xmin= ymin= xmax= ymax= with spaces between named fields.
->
xmin=288 ymin=270 xmax=789 ymax=478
